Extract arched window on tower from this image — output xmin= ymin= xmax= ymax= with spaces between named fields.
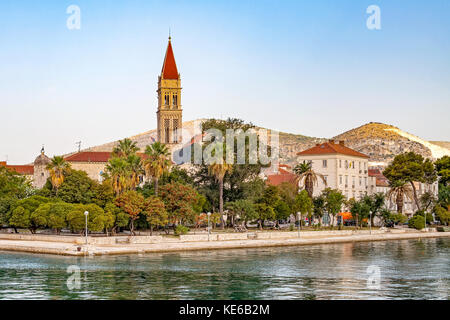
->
xmin=164 ymin=119 xmax=170 ymax=144
xmin=173 ymin=119 xmax=179 ymax=143
xmin=173 ymin=94 xmax=178 ymax=108
xmin=164 ymin=94 xmax=170 ymax=106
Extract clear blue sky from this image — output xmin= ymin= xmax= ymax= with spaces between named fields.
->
xmin=1 ymin=0 xmax=449 ymax=164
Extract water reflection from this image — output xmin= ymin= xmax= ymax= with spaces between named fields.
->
xmin=0 ymin=238 xmax=448 ymax=300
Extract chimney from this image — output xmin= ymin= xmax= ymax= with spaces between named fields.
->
xmin=339 ymin=140 xmax=345 ymax=146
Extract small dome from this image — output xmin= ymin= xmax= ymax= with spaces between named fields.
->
xmin=34 ymin=150 xmax=51 ymax=166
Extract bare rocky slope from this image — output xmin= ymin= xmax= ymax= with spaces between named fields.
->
xmin=83 ymin=120 xmax=450 ymax=167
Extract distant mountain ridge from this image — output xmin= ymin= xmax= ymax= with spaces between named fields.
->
xmin=81 ymin=120 xmax=450 ymax=168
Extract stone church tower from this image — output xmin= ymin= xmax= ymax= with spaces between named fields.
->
xmin=33 ymin=147 xmax=51 ymax=189
xmin=157 ymin=36 xmax=182 ymax=144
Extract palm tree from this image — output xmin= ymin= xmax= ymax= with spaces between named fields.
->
xmin=112 ymin=138 xmax=139 ymax=158
xmin=46 ymin=156 xmax=71 ymax=194
xmin=387 ymin=180 xmax=414 ymax=214
xmin=208 ymin=161 xmax=233 ymax=229
xmin=127 ymin=154 xmax=144 ymax=190
xmin=294 ymin=161 xmax=327 ymax=198
xmin=144 ymin=142 xmax=172 ymax=196
xmin=103 ymin=157 xmax=131 ymax=196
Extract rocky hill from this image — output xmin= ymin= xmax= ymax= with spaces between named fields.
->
xmin=83 ymin=120 xmax=450 ymax=168
xmin=333 ymin=122 xmax=450 ymax=165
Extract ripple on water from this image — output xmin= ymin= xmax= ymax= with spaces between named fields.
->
xmin=0 ymin=238 xmax=449 ymax=300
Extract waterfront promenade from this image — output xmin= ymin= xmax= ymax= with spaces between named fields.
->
xmin=1 ymin=229 xmax=449 ymax=256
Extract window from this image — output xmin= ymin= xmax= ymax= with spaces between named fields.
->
xmin=345 ymin=160 xmax=348 ymax=169
xmin=173 ymin=119 xmax=179 ymax=143
xmin=345 ymin=176 xmax=348 ymax=186
xmin=339 ymin=160 xmax=342 ymax=168
xmin=323 ymin=160 xmax=327 ymax=168
xmin=173 ymin=94 xmax=178 ymax=107
xmin=359 ymin=176 xmax=362 ymax=186
xmin=324 ymin=175 xmax=328 ymax=184
xmin=339 ymin=175 xmax=343 ymax=185
xmin=164 ymin=119 xmax=170 ymax=143
xmin=352 ymin=176 xmax=356 ymax=187
xmin=164 ymin=94 xmax=169 ymax=106
xmin=364 ymin=177 xmax=367 ymax=187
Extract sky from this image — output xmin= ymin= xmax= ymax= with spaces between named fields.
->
xmin=0 ymin=0 xmax=449 ymax=164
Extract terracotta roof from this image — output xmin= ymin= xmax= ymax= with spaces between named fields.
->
xmin=65 ymin=152 xmax=112 ymax=163
xmin=266 ymin=165 xmax=297 ymax=186
xmin=161 ymin=38 xmax=179 ymax=79
xmin=0 ymin=163 xmax=34 ymax=175
xmin=369 ymin=169 xmax=389 ymax=187
xmin=64 ymin=152 xmax=149 ymax=163
xmin=297 ymin=142 xmax=369 ymax=159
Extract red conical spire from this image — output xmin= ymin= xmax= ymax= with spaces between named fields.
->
xmin=161 ymin=36 xmax=179 ymax=79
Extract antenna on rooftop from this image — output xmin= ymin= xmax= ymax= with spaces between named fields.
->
xmin=76 ymin=141 xmax=82 ymax=153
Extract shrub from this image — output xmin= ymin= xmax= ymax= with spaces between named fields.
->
xmin=435 ymin=206 xmax=449 ymax=226
xmin=408 ymin=215 xmax=425 ymax=230
xmin=174 ymin=225 xmax=189 ymax=235
xmin=289 ymin=224 xmax=294 ymax=231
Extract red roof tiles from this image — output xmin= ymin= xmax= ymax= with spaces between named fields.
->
xmin=65 ymin=152 xmax=112 ymax=163
xmin=161 ymin=39 xmax=179 ymax=79
xmin=369 ymin=168 xmax=389 ymax=187
xmin=297 ymin=142 xmax=369 ymax=159
xmin=0 ymin=163 xmax=34 ymax=175
xmin=64 ymin=152 xmax=148 ymax=163
xmin=266 ymin=165 xmax=298 ymax=186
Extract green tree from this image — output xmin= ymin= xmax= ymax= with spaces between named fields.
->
xmin=295 ymin=190 xmax=313 ymax=229
xmin=322 ymin=188 xmax=346 ymax=229
xmin=254 ymin=203 xmax=275 ymax=230
xmin=103 ymin=157 xmax=132 ymax=196
xmin=46 ymin=156 xmax=71 ymax=194
xmin=434 ymin=206 xmax=449 ymax=226
xmin=143 ymin=196 xmax=168 ymax=235
xmin=55 ymin=170 xmax=97 ymax=204
xmin=362 ymin=193 xmax=385 ymax=227
xmin=9 ymin=207 xmax=31 ymax=232
xmin=144 ymin=142 xmax=172 ymax=196
xmin=312 ymin=195 xmax=326 ymax=227
xmin=8 ymin=196 xmax=50 ymax=233
xmin=383 ymin=152 xmax=437 ymax=211
xmin=349 ymin=199 xmax=371 ymax=229
xmin=115 ymin=190 xmax=145 ymax=235
xmin=387 ymin=180 xmax=414 ymax=214
xmin=112 ymin=138 xmax=139 ymax=158
xmin=226 ymin=199 xmax=257 ymax=228
xmin=208 ymin=156 xmax=233 ymax=229
xmin=159 ymin=182 xmax=200 ymax=228
xmin=194 ymin=118 xmax=269 ymax=221
xmin=435 ymin=156 xmax=450 ymax=186
xmin=104 ymin=202 xmax=129 ymax=234
xmin=294 ymin=161 xmax=327 ymax=197
xmin=254 ymin=185 xmax=279 ymax=230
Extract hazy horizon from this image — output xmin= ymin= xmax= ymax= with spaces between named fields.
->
xmin=1 ymin=0 xmax=449 ymax=164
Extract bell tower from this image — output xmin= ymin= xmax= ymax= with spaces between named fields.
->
xmin=157 ymin=36 xmax=182 ymax=144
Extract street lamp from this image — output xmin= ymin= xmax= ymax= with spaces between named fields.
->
xmin=84 ymin=211 xmax=89 ymax=245
xmin=297 ymin=212 xmax=301 ymax=238
xmin=369 ymin=212 xmax=372 ymax=235
xmin=207 ymin=212 xmax=211 ymax=241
